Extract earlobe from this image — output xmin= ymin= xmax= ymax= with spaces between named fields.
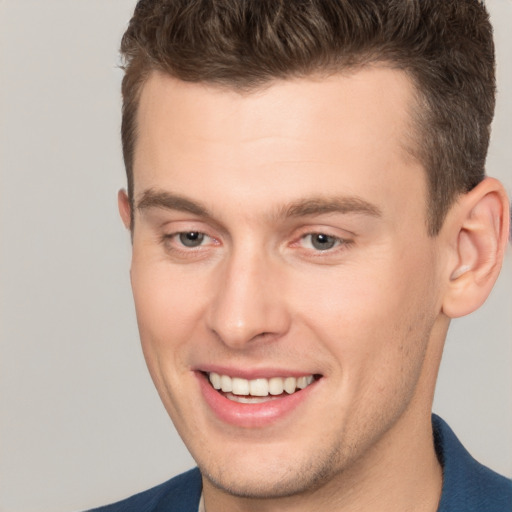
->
xmin=118 ymin=189 xmax=132 ymax=231
xmin=442 ymin=177 xmax=510 ymax=319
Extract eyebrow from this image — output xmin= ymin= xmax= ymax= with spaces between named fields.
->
xmin=280 ymin=197 xmax=381 ymax=219
xmin=136 ymin=188 xmax=382 ymax=220
xmin=137 ymin=189 xmax=210 ymax=217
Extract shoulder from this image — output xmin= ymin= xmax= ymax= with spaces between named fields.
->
xmin=433 ymin=415 xmax=512 ymax=512
xmin=86 ymin=467 xmax=202 ymax=512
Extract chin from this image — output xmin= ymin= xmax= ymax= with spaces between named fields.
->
xmin=202 ymin=469 xmax=320 ymax=500
xmin=197 ymin=444 xmax=345 ymax=500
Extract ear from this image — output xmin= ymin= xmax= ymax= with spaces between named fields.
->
xmin=441 ymin=177 xmax=510 ymax=318
xmin=118 ymin=189 xmax=132 ymax=230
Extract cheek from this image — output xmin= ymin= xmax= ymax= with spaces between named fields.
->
xmin=129 ymin=256 xmax=209 ymax=380
xmin=291 ymin=245 xmax=438 ymax=378
xmin=129 ymin=258 xmax=213 ymax=425
xmin=131 ymin=255 xmax=206 ymax=330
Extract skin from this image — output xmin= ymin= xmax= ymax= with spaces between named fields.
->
xmin=119 ymin=67 xmax=508 ymax=512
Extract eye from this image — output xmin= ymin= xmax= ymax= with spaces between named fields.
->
xmin=301 ymin=233 xmax=342 ymax=251
xmin=177 ymin=231 xmax=207 ymax=248
xmin=160 ymin=229 xmax=219 ymax=259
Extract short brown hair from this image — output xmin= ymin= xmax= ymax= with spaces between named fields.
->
xmin=120 ymin=0 xmax=495 ymax=234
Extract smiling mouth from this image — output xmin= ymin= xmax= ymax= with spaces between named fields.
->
xmin=206 ymin=372 xmax=320 ymax=403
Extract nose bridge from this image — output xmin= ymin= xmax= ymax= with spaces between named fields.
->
xmin=207 ymin=242 xmax=289 ymax=348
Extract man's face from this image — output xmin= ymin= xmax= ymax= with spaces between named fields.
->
xmin=126 ymin=68 xmax=447 ymax=499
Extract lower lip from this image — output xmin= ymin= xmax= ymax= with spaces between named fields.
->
xmin=196 ymin=373 xmax=318 ymax=428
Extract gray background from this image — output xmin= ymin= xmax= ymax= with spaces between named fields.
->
xmin=0 ymin=1 xmax=510 ymax=511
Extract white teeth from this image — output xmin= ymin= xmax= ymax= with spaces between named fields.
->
xmin=220 ymin=374 xmax=232 ymax=392
xmin=209 ymin=372 xmax=221 ymax=390
xmin=207 ymin=373 xmax=315 ymax=397
xmin=268 ymin=377 xmax=284 ymax=395
xmin=226 ymin=394 xmax=278 ymax=404
xmin=284 ymin=376 xmax=297 ymax=394
xmin=232 ymin=377 xmax=250 ymax=395
xmin=297 ymin=375 xmax=313 ymax=389
xmin=249 ymin=378 xmax=269 ymax=397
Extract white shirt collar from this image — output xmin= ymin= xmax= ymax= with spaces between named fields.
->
xmin=198 ymin=492 xmax=205 ymax=512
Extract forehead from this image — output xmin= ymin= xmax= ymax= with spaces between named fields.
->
xmin=136 ymin=67 xmax=418 ymax=154
xmin=133 ymin=67 xmax=425 ymax=223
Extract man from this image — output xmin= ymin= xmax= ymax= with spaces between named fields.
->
xmin=91 ymin=0 xmax=511 ymax=511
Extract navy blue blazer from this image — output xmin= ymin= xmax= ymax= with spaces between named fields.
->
xmin=88 ymin=415 xmax=512 ymax=511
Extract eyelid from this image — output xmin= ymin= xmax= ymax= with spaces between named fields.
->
xmin=290 ymin=224 xmax=354 ymax=242
xmin=157 ymin=217 xmax=218 ymax=239
xmin=147 ymin=210 xmax=227 ymax=241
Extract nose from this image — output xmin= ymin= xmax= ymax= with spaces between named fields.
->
xmin=206 ymin=248 xmax=291 ymax=349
